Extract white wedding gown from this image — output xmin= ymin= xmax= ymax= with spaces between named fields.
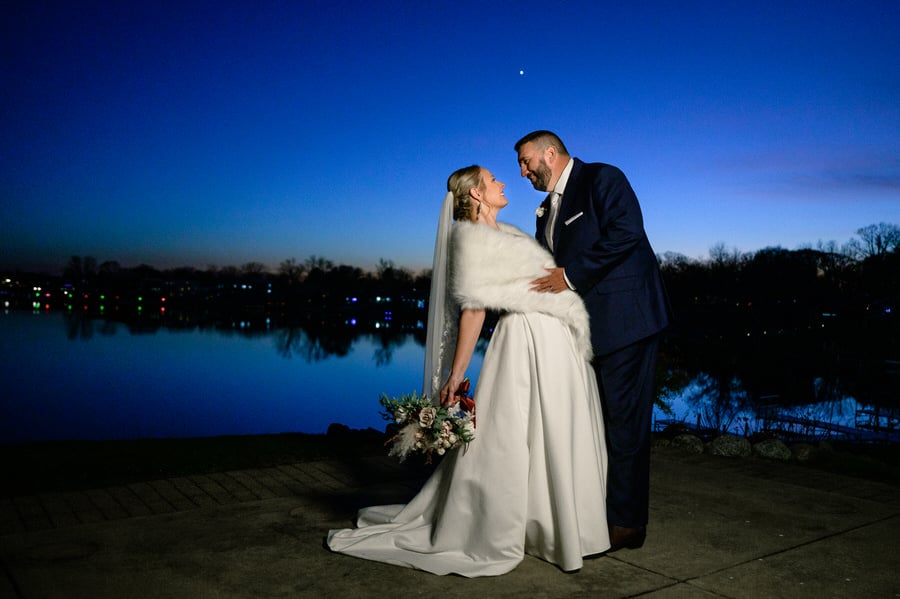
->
xmin=327 ymin=311 xmax=609 ymax=577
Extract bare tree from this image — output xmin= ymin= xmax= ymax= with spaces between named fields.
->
xmin=241 ymin=262 xmax=267 ymax=275
xmin=305 ymin=255 xmax=334 ymax=272
xmin=708 ymin=243 xmax=745 ymax=268
xmin=855 ymin=222 xmax=900 ymax=259
xmin=376 ymin=258 xmax=395 ymax=278
xmin=814 ymin=240 xmax=854 ymax=278
xmin=279 ymin=258 xmax=307 ymax=284
xmin=659 ymin=251 xmax=694 ymax=272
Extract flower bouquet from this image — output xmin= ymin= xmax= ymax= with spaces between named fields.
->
xmin=379 ymin=380 xmax=476 ymax=463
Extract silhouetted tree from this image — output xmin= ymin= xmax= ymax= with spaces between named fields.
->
xmin=63 ymin=255 xmax=98 ymax=288
xmin=241 ymin=262 xmax=267 ymax=275
xmin=855 ymin=222 xmax=900 ymax=259
xmin=278 ymin=258 xmax=307 ymax=284
xmin=98 ymin=260 xmax=121 ymax=276
xmin=305 ymin=255 xmax=333 ymax=272
xmin=63 ymin=256 xmax=83 ymax=282
xmin=375 ymin=257 xmax=413 ymax=288
xmin=82 ymin=256 xmax=97 ymax=278
xmin=326 ymin=265 xmax=366 ymax=295
xmin=708 ymin=242 xmax=745 ymax=269
xmin=219 ymin=265 xmax=239 ymax=278
xmin=376 ymin=258 xmax=395 ymax=277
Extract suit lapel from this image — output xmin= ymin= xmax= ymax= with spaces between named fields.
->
xmin=551 ymin=193 xmax=566 ymax=252
xmin=552 ymin=159 xmax=584 ymax=254
xmin=536 ymin=196 xmax=552 ymax=248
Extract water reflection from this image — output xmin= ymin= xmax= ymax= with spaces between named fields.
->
xmin=0 ymin=310 xmax=463 ymax=442
xmin=275 ymin=327 xmax=349 ymax=361
xmin=1 ymin=308 xmax=897 ymax=443
xmin=665 ymin=373 xmax=752 ymax=435
xmin=655 ymin=320 xmax=900 ymax=442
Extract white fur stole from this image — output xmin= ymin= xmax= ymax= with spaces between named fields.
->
xmin=451 ymin=221 xmax=592 ymax=360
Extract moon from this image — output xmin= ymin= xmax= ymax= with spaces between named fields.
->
xmin=519 ymin=70 xmax=525 ymax=76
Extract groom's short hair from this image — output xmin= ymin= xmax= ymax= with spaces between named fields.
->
xmin=514 ymin=130 xmax=569 ymax=157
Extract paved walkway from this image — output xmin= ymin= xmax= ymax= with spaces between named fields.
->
xmin=1 ymin=447 xmax=898 ymax=598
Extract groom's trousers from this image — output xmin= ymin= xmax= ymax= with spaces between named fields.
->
xmin=591 ymin=333 xmax=660 ymax=529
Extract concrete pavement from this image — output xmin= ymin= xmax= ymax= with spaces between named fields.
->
xmin=1 ymin=445 xmax=898 ymax=598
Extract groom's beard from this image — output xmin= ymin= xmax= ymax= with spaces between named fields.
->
xmin=529 ymin=160 xmax=552 ymax=191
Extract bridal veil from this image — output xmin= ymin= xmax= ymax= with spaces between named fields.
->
xmin=422 ymin=191 xmax=457 ymax=399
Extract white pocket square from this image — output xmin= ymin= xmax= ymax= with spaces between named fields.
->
xmin=564 ymin=211 xmax=584 ymax=225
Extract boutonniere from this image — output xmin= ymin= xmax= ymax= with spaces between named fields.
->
xmin=535 ymin=205 xmax=546 ymax=218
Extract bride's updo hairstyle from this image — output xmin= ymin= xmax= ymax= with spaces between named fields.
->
xmin=447 ymin=165 xmax=483 ymax=222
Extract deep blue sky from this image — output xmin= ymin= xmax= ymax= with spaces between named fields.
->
xmin=2 ymin=0 xmax=898 ymax=274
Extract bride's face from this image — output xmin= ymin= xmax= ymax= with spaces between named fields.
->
xmin=478 ymin=168 xmax=508 ymax=211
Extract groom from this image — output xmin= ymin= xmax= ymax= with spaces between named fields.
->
xmin=516 ymin=130 xmax=671 ymax=552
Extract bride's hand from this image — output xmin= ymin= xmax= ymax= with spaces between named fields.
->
xmin=440 ymin=375 xmax=463 ymax=407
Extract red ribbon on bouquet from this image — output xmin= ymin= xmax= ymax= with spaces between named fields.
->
xmin=454 ymin=378 xmax=476 ymax=426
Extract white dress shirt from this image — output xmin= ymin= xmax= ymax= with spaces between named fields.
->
xmin=546 ymin=158 xmax=576 ymax=290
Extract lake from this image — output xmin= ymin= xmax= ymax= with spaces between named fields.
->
xmin=0 ymin=310 xmax=474 ymax=442
xmin=1 ymin=309 xmax=895 ymax=444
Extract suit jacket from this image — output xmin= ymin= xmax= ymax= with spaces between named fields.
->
xmin=536 ymin=158 xmax=671 ymax=355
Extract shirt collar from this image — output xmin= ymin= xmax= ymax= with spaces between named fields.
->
xmin=553 ymin=158 xmax=575 ymax=196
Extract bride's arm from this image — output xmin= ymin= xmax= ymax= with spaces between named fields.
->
xmin=439 ymin=307 xmax=485 ymax=406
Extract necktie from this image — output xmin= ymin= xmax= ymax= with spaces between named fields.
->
xmin=545 ymin=192 xmax=561 ymax=252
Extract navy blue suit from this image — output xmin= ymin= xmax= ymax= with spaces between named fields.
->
xmin=536 ymin=158 xmax=671 ymax=528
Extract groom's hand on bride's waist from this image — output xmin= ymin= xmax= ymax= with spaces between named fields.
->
xmin=530 ymin=267 xmax=569 ymax=294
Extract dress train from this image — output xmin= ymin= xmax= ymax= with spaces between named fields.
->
xmin=327 ymin=312 xmax=609 ymax=576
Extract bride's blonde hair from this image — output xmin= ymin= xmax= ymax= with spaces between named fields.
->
xmin=447 ymin=165 xmax=484 ymax=222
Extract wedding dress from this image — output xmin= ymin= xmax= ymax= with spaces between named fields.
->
xmin=327 ymin=209 xmax=609 ymax=577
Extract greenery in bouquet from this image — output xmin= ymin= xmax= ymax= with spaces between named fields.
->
xmin=379 ymin=383 xmax=476 ymax=463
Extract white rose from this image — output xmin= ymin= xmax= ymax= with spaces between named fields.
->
xmin=418 ymin=407 xmax=437 ymax=427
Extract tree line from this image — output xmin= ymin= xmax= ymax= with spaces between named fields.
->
xmin=658 ymin=222 xmax=899 ymax=337
xmin=3 ymin=223 xmax=898 ymax=336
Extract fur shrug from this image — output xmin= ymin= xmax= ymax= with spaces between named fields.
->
xmin=451 ymin=221 xmax=592 ymax=360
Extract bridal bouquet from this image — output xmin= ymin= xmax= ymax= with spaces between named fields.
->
xmin=379 ymin=380 xmax=476 ymax=463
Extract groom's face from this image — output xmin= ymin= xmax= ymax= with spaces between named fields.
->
xmin=517 ymin=142 xmax=553 ymax=192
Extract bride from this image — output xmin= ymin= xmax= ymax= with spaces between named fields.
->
xmin=327 ymin=165 xmax=609 ymax=577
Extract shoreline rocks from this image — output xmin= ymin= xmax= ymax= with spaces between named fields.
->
xmin=654 ymin=430 xmax=833 ymax=463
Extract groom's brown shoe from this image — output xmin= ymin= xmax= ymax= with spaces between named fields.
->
xmin=608 ymin=525 xmax=646 ymax=552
